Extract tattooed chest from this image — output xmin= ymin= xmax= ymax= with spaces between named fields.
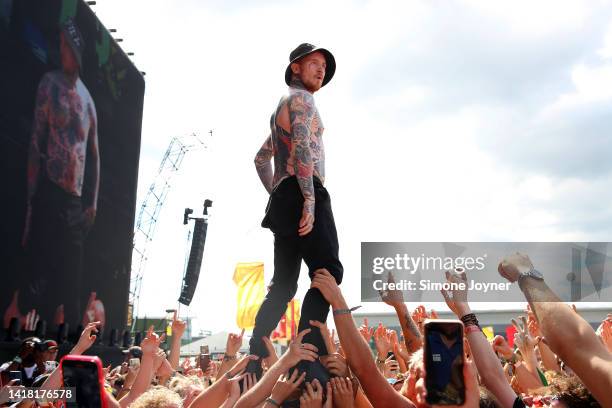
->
xmin=48 ymin=87 xmax=90 ymax=147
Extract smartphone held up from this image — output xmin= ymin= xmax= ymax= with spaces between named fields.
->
xmin=424 ymin=319 xmax=466 ymax=406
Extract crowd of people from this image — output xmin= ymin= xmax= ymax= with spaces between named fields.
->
xmin=1 ymin=253 xmax=611 ymax=407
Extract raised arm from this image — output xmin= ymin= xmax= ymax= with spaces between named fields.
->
xmin=254 ymin=134 xmax=274 ymax=194
xmin=235 ymin=329 xmax=316 ymax=408
xmin=288 ymin=91 xmax=315 ymax=236
xmin=311 ymin=269 xmax=416 ymax=408
xmin=169 ymin=311 xmax=187 ymax=370
xmin=441 ymin=270 xmax=518 ymax=408
xmin=84 ymin=100 xmax=99 ymax=226
xmin=498 ymin=253 xmax=612 ymax=407
xmin=379 ymin=273 xmax=423 ymax=353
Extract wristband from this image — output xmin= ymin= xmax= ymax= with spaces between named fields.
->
xmin=265 ymin=397 xmax=281 ymax=407
xmin=460 ymin=313 xmax=480 ymax=329
xmin=333 ymin=305 xmax=361 ymax=316
xmin=376 ymin=357 xmax=386 ymax=364
xmin=223 ymin=354 xmax=236 ymax=361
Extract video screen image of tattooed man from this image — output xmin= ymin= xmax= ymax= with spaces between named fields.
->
xmin=0 ymin=0 xmax=145 ymax=334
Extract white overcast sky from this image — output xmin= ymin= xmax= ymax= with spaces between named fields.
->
xmin=93 ymin=0 xmax=612 ymax=335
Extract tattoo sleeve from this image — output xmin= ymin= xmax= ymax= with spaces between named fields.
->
xmin=288 ymin=91 xmax=315 ymax=215
xmin=85 ymin=102 xmax=100 ymax=209
xmin=254 ymin=134 xmax=274 ymax=194
xmin=27 ymin=75 xmax=50 ymax=202
xmin=396 ymin=306 xmax=422 ymax=353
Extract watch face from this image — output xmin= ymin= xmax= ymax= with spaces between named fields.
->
xmin=530 ymin=269 xmax=543 ymax=279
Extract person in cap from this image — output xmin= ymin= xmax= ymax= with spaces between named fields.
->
xmin=0 ymin=337 xmax=43 ymax=386
xmin=251 ymin=43 xmax=342 ymax=372
xmin=123 ymin=346 xmax=143 ymax=363
xmin=21 ymin=17 xmax=99 ymax=328
xmin=36 ymin=339 xmax=59 ymax=364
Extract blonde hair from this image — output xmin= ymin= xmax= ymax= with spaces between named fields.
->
xmin=130 ymin=386 xmax=183 ymax=408
xmin=168 ymin=375 xmax=204 ymax=399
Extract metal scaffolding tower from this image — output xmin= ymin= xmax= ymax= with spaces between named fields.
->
xmin=128 ymin=133 xmax=207 ymax=329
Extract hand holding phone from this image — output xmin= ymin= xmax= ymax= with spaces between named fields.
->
xmin=61 ymin=355 xmax=108 ymax=408
xmin=424 ymin=319 xmax=465 ymax=406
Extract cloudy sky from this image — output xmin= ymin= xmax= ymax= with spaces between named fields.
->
xmin=94 ymin=0 xmax=612 ymax=335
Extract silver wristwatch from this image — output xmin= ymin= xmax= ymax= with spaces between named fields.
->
xmin=518 ymin=267 xmax=543 ymax=285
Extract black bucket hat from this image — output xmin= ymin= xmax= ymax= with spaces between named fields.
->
xmin=285 ymin=43 xmax=336 ymax=87
xmin=61 ymin=17 xmax=84 ymax=67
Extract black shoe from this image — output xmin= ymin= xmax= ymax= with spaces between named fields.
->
xmin=296 ymin=359 xmax=330 ymax=390
xmin=245 ymin=357 xmax=263 ymax=380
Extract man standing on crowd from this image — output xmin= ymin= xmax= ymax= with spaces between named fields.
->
xmin=250 ymin=43 xmax=342 ymax=374
xmin=22 ymin=18 xmax=99 ymax=327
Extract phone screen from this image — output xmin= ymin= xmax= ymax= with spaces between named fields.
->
xmin=62 ymin=359 xmax=103 ymax=407
xmin=424 ymin=320 xmax=465 ymax=406
xmin=199 ymin=354 xmax=210 ymax=370
xmin=9 ymin=371 xmax=22 ymax=385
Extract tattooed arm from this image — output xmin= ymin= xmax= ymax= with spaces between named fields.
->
xmin=84 ymin=101 xmax=100 ymax=226
xmin=254 ymin=134 xmax=274 ymax=194
xmin=23 ymin=74 xmax=51 ymax=246
xmin=379 ymin=274 xmax=423 ymax=352
xmin=288 ymin=91 xmax=316 ymax=236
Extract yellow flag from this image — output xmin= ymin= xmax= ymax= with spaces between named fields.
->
xmin=482 ymin=326 xmax=495 ymax=341
xmin=285 ymin=298 xmax=301 ymax=339
xmin=233 ymin=262 xmax=265 ymax=330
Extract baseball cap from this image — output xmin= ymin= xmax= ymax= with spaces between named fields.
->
xmin=122 ymin=346 xmax=142 ymax=359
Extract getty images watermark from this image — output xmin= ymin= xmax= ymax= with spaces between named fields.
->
xmin=360 ymin=242 xmax=612 ymax=303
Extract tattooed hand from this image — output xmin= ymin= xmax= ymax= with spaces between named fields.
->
xmin=299 ymin=203 xmax=315 ymax=236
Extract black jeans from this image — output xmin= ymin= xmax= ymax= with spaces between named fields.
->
xmin=22 ymin=177 xmax=85 ymax=327
xmin=250 ymin=176 xmax=343 ymax=357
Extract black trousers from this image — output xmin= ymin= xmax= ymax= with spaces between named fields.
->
xmin=22 ymin=177 xmax=85 ymax=327
xmin=250 ymin=176 xmax=343 ymax=357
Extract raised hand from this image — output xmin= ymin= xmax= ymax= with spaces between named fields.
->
xmin=171 ymin=311 xmax=187 ymax=338
xmin=181 ymin=358 xmax=192 ymax=373
xmin=431 ymin=359 xmax=479 ymax=408
xmin=411 ymin=306 xmax=428 ymax=334
xmin=282 ymin=329 xmax=319 ymax=367
xmin=329 ymin=377 xmax=354 ymax=408
xmin=440 ymin=269 xmax=470 ymax=318
xmin=270 ymin=369 xmax=307 ymax=404
xmin=498 ymin=253 xmax=534 ymax=282
xmin=512 ymin=316 xmax=538 ymax=354
xmin=320 ymin=353 xmax=349 ymax=377
xmin=358 ymin=318 xmax=374 ymax=343
xmin=309 ymin=320 xmax=335 ymax=355
xmin=379 ymin=272 xmax=404 ymax=308
xmin=311 ymin=269 xmax=343 ymax=307
xmin=383 ymin=356 xmax=400 ymax=378
xmin=227 ymin=354 xmax=259 ymax=378
xmin=140 ymin=326 xmax=165 ymax=357
xmin=152 ymin=348 xmax=167 ymax=372
xmin=397 ymin=338 xmax=411 ymax=363
xmin=525 ymin=305 xmax=540 ymax=337
xmin=299 ymin=379 xmax=324 ymax=408
xmin=226 ymin=328 xmax=245 ymax=357
xmin=373 ymin=323 xmax=392 ymax=358
xmin=73 ymin=321 xmax=100 ymax=354
xmin=491 ymin=335 xmax=513 ymax=360
xmin=262 ymin=336 xmax=279 ymax=368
